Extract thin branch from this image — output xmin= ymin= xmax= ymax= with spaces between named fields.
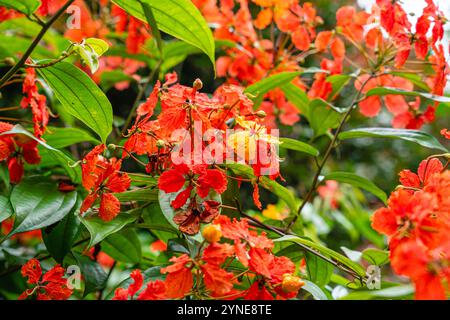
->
xmin=0 ymin=0 xmax=76 ymax=87
xmin=286 ymin=74 xmax=378 ymax=231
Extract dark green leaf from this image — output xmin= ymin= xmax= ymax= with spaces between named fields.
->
xmin=38 ymin=62 xmax=113 ymax=143
xmin=9 ymin=177 xmax=77 ymax=235
xmin=339 ymin=128 xmax=448 ymax=152
xmin=0 ymin=195 xmax=13 ymax=223
xmin=102 ymin=229 xmax=142 ymax=264
xmin=42 ymin=197 xmax=82 ymax=263
xmin=73 ymin=253 xmax=108 ymax=296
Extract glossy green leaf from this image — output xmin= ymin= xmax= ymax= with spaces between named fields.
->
xmin=38 ymin=62 xmax=113 ymax=143
xmin=305 ymin=252 xmax=333 ymax=288
xmin=73 ymin=38 xmax=109 ymax=73
xmin=327 ymin=74 xmax=352 ymax=99
xmin=339 ymin=128 xmax=448 ymax=152
xmin=114 ymin=187 xmax=158 ymax=202
xmin=308 ymin=99 xmax=343 ymax=137
xmin=9 ymin=177 xmax=77 ymax=236
xmin=275 ymin=235 xmax=366 ymax=278
xmin=139 ymin=0 xmax=163 ymax=54
xmin=73 ymin=253 xmax=108 ymax=296
xmin=0 ymin=195 xmax=13 ymax=223
xmin=362 ymin=248 xmax=390 ymax=266
xmin=80 ymin=213 xmax=137 ymax=248
xmin=111 ymin=0 xmax=215 ymax=70
xmin=245 ymin=72 xmax=302 ymax=105
xmin=279 ymin=138 xmax=319 ymax=156
xmin=366 ymin=87 xmax=450 ymax=103
xmin=102 ymin=229 xmax=142 ymax=264
xmin=42 ymin=197 xmax=82 ymax=263
xmin=281 ymin=82 xmax=309 ymax=115
xmin=142 ymin=204 xmax=179 ymax=243
xmin=323 ymin=172 xmax=387 ymax=203
xmin=0 ymin=0 xmax=40 ymax=15
xmin=43 ymin=126 xmax=100 ymax=148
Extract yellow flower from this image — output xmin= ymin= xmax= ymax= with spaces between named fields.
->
xmin=227 ymin=116 xmax=281 ymax=163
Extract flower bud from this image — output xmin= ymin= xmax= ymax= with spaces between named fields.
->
xmin=282 ymin=274 xmax=304 ymax=293
xmin=255 ymin=110 xmax=267 ymax=118
xmin=156 ymin=139 xmax=166 ymax=148
xmin=193 ymin=78 xmax=203 ymax=91
xmin=4 ymin=57 xmax=15 ymax=65
xmin=202 ymin=225 xmax=222 ymax=243
xmin=107 ymin=144 xmax=117 ymax=151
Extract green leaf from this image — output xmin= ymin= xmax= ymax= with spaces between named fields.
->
xmin=327 ymin=74 xmax=352 ymax=99
xmin=366 ymin=87 xmax=450 ymax=104
xmin=302 ymin=280 xmax=329 ymax=300
xmin=281 ymin=83 xmax=309 ymax=115
xmin=73 ymin=38 xmax=109 ymax=73
xmin=114 ymin=187 xmax=158 ymax=202
xmin=43 ymin=126 xmax=100 ymax=148
xmin=305 ymin=252 xmax=333 ymax=287
xmin=111 ymin=0 xmax=215 ymax=71
xmin=0 ymin=0 xmax=40 ymax=15
xmin=142 ymin=204 xmax=179 ymax=242
xmin=80 ymin=213 xmax=137 ymax=248
xmin=388 ymin=72 xmax=430 ymax=91
xmin=42 ymin=197 xmax=82 ymax=263
xmin=102 ymin=229 xmax=142 ymax=264
xmin=0 ymin=125 xmax=82 ymax=182
xmin=9 ymin=177 xmax=77 ymax=236
xmin=245 ymin=72 xmax=302 ymax=105
xmin=38 ymin=61 xmax=113 ymax=143
xmin=323 ymin=172 xmax=387 ymax=204
xmin=339 ymin=128 xmax=448 ymax=152
xmin=279 ymin=138 xmax=319 ymax=157
xmin=0 ymin=195 xmax=13 ymax=223
xmin=72 ymin=253 xmax=108 ymax=296
xmin=308 ymin=99 xmax=343 ymax=137
xmin=275 ymin=235 xmax=366 ymax=278
xmin=362 ymin=248 xmax=389 ymax=266
xmin=340 ymin=284 xmax=414 ymax=300
xmin=139 ymin=0 xmax=163 ymax=55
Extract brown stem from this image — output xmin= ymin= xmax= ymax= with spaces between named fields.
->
xmin=286 ymin=74 xmax=378 ymax=231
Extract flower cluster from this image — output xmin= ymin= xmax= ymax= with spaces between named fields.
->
xmin=372 ymin=157 xmax=450 ymax=299
xmin=80 ymin=144 xmax=131 ymax=221
xmin=19 ymin=259 xmax=73 ymax=300
xmin=114 ymin=215 xmax=303 ymax=300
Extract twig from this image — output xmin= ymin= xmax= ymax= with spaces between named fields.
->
xmin=0 ymin=0 xmax=76 ymax=87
